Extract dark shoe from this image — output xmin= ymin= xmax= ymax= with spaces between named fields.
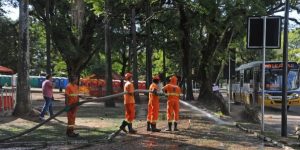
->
xmin=66 ymin=128 xmax=79 ymax=137
xmin=174 ymin=122 xmax=179 ymax=131
xmin=50 ymin=114 xmax=55 ymax=118
xmin=151 ymin=123 xmax=161 ymax=132
xmin=147 ymin=121 xmax=151 ymax=131
xmin=39 ymin=116 xmax=46 ymax=121
xmin=67 ymin=132 xmax=79 ymax=137
xmin=165 ymin=122 xmax=172 ymax=131
xmin=128 ymin=123 xmax=137 ymax=134
xmin=119 ymin=120 xmax=128 ymax=133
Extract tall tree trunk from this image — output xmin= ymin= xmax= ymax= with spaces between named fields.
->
xmin=163 ymin=48 xmax=166 ymax=85
xmin=178 ymin=3 xmax=194 ymax=100
xmin=104 ymin=0 xmax=115 ymax=107
xmin=145 ymin=0 xmax=152 ymax=89
xmin=14 ymin=0 xmax=31 ymax=116
xmin=198 ymin=52 xmax=214 ymax=100
xmin=45 ymin=0 xmax=51 ymax=75
xmin=131 ymin=6 xmax=140 ymax=102
xmin=214 ymin=60 xmax=225 ymax=84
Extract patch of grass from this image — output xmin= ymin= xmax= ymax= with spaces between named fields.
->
xmin=214 ymin=111 xmax=224 ymax=117
xmin=211 ymin=125 xmax=233 ymax=134
xmin=0 ymin=120 xmax=120 ymax=143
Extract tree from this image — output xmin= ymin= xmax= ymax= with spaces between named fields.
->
xmin=104 ymin=0 xmax=114 ymax=107
xmin=177 ymin=2 xmax=194 ymax=100
xmin=31 ymin=0 xmax=100 ymax=81
xmin=14 ymin=0 xmax=31 ymax=115
xmin=131 ymin=5 xmax=140 ymax=102
xmin=0 ymin=17 xmax=18 ymax=70
xmin=45 ymin=0 xmax=51 ymax=74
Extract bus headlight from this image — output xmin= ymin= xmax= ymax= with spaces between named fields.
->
xmin=292 ymin=93 xmax=300 ymax=99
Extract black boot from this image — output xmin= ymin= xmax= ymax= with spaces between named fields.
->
xmin=174 ymin=122 xmax=179 ymax=131
xmin=119 ymin=120 xmax=128 ymax=133
xmin=147 ymin=121 xmax=151 ymax=131
xmin=66 ymin=127 xmax=79 ymax=137
xmin=128 ymin=123 xmax=137 ymax=134
xmin=151 ymin=123 xmax=161 ymax=132
xmin=165 ymin=122 xmax=172 ymax=131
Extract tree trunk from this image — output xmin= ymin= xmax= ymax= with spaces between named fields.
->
xmin=163 ymin=48 xmax=166 ymax=85
xmin=131 ymin=6 xmax=140 ymax=102
xmin=14 ymin=0 xmax=31 ymax=116
xmin=178 ymin=3 xmax=194 ymax=100
xmin=214 ymin=60 xmax=225 ymax=84
xmin=104 ymin=1 xmax=115 ymax=107
xmin=198 ymin=55 xmax=213 ymax=100
xmin=145 ymin=0 xmax=152 ymax=89
xmin=45 ymin=0 xmax=51 ymax=75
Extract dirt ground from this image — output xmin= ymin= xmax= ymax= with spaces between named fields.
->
xmin=0 ymin=91 xmax=294 ymax=149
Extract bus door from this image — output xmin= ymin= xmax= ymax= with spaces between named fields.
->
xmin=238 ymin=70 xmax=244 ymax=102
xmin=252 ymin=68 xmax=260 ymax=106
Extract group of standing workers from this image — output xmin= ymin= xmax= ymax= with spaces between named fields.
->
xmin=39 ymin=73 xmax=181 ymax=137
xmin=120 ymin=73 xmax=181 ymax=134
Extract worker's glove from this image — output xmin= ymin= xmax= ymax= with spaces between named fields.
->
xmin=152 ymin=90 xmax=158 ymax=95
xmin=64 ymin=105 xmax=71 ymax=112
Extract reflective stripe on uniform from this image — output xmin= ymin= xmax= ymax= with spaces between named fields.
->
xmin=166 ymin=93 xmax=180 ymax=96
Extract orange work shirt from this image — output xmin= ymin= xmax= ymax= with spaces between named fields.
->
xmin=163 ymin=84 xmax=181 ymax=101
xmin=149 ymin=83 xmax=159 ymax=104
xmin=65 ymin=83 xmax=79 ymax=104
xmin=124 ymin=81 xmax=135 ymax=104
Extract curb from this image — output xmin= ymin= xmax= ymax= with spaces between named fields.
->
xmin=236 ymin=123 xmax=294 ymax=149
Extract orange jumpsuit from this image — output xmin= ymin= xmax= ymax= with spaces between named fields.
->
xmin=163 ymin=77 xmax=181 ymax=122
xmin=124 ymin=81 xmax=135 ymax=123
xmin=147 ymin=83 xmax=160 ymax=123
xmin=65 ymin=83 xmax=79 ymax=129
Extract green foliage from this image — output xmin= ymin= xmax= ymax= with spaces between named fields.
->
xmin=85 ymin=0 xmax=105 ymax=15
xmin=289 ymin=49 xmax=300 ymax=63
xmin=80 ymin=53 xmax=106 ymax=77
xmin=0 ymin=16 xmax=18 ymax=70
xmin=53 ymin=56 xmax=67 ymax=77
xmin=29 ymin=19 xmax=46 ymax=75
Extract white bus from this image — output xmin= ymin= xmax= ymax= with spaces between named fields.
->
xmin=231 ymin=61 xmax=300 ymax=109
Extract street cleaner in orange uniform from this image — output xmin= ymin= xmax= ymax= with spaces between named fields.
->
xmin=119 ymin=73 xmax=137 ymax=134
xmin=65 ymin=76 xmax=80 ymax=137
xmin=146 ymin=76 xmax=161 ymax=132
xmin=162 ymin=75 xmax=181 ymax=131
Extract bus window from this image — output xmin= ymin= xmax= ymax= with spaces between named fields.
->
xmin=244 ymin=69 xmax=252 ymax=83
xmin=264 ymin=69 xmax=299 ymax=91
xmin=240 ymin=74 xmax=244 ymax=87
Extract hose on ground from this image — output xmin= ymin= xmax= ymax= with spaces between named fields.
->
xmin=0 ymin=90 xmax=153 ymax=142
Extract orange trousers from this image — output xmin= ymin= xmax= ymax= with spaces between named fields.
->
xmin=67 ymin=99 xmax=79 ymax=127
xmin=167 ymin=100 xmax=179 ymax=122
xmin=147 ymin=102 xmax=159 ymax=123
xmin=67 ymin=106 xmax=78 ymax=127
xmin=125 ymin=103 xmax=135 ymax=123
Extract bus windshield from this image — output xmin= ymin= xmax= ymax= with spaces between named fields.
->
xmin=265 ymin=69 xmax=299 ymax=91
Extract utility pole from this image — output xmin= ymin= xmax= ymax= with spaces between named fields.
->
xmin=282 ymin=0 xmax=289 ymax=137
